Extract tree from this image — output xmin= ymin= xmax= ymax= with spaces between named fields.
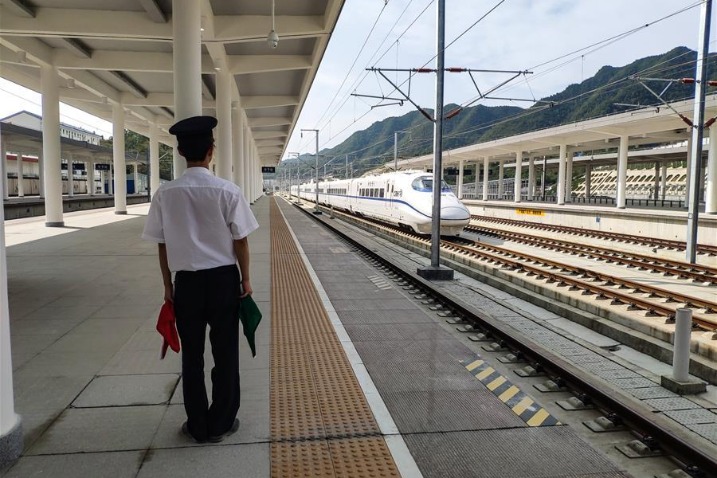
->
xmin=103 ymin=129 xmax=175 ymax=181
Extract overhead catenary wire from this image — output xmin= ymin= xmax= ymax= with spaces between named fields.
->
xmin=305 ymin=0 xmax=502 ymax=152
xmin=472 ymin=2 xmax=704 ymax=106
xmin=304 ymin=0 xmax=432 ymax=150
xmin=0 ymin=85 xmax=112 ymax=137
xmin=302 ymin=50 xmax=707 ymax=170
xmin=311 ymin=2 xmax=390 ymax=132
xmin=293 ymin=1 xmax=705 ymax=166
xmin=317 ymin=47 xmax=710 ymax=165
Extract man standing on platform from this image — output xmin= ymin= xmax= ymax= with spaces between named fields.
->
xmin=142 ymin=116 xmax=258 ymax=443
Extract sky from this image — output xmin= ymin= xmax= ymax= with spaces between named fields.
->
xmin=286 ymin=0 xmax=713 ymax=156
xmin=0 ymin=0 xmax=712 ymax=158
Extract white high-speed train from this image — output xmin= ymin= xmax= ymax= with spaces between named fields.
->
xmin=290 ymin=170 xmax=470 ymax=236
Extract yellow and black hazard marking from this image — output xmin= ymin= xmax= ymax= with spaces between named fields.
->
xmin=465 ymin=358 xmax=561 ymax=427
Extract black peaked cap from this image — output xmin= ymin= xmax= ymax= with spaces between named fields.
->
xmin=169 ymin=116 xmax=218 ymax=138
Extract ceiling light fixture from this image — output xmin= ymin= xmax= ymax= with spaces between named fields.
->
xmin=267 ymin=0 xmax=279 ymax=48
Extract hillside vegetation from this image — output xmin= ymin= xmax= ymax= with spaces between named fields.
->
xmin=283 ymin=47 xmax=714 ymax=177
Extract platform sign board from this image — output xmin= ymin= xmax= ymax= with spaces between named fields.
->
xmin=72 ymin=163 xmax=85 ymax=171
xmin=516 ymin=208 xmax=544 ymax=216
xmin=261 ymin=166 xmax=276 ymax=174
xmin=95 ymin=164 xmax=111 ymax=171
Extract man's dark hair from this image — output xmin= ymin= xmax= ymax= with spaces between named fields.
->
xmin=169 ymin=116 xmax=217 ymax=162
xmin=179 ymin=137 xmax=213 ymax=162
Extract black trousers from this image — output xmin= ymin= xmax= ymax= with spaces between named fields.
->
xmin=174 ymin=264 xmax=240 ymax=441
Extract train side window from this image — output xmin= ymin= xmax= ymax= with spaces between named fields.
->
xmin=379 ymin=188 xmax=384 ymax=198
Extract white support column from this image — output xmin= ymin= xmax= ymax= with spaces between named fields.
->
xmin=248 ymin=145 xmax=254 ymax=202
xmin=172 ymin=0 xmax=202 ymax=178
xmin=654 ymin=162 xmax=660 ymax=201
xmin=457 ymin=159 xmax=464 ymax=199
xmin=557 ymin=144 xmax=567 ymax=205
xmin=0 ymin=134 xmax=11 ymax=459
xmin=498 ymin=159 xmax=504 ymax=198
xmin=585 ymin=163 xmax=592 ymax=199
xmin=0 ymin=161 xmax=22 ymax=468
xmin=483 ymin=157 xmax=489 ymax=201
xmin=172 ymin=144 xmax=179 ymax=180
xmin=215 ymin=70 xmax=233 ymax=181
xmin=41 ymin=64 xmax=63 ymax=226
xmin=243 ymin=126 xmax=251 ymax=202
xmin=149 ymin=122 xmax=160 ymax=196
xmin=661 ymin=163 xmax=668 ymax=201
xmin=37 ymin=153 xmax=44 ymax=198
xmin=88 ymin=159 xmax=95 ymax=195
xmin=527 ymin=156 xmax=535 ymax=200
xmin=514 ymin=151 xmax=522 ymax=203
xmin=707 ymin=126 xmax=717 ymax=213
xmin=565 ymin=151 xmax=574 ymax=202
xmin=133 ymin=163 xmax=139 ymax=194
xmin=112 ymin=103 xmax=127 ymax=214
xmin=16 ymin=152 xmax=24 ymax=197
xmin=474 ymin=161 xmax=481 ymax=199
xmin=255 ymin=148 xmax=260 ymax=200
xmin=251 ymin=147 xmax=257 ymax=201
xmin=617 ymin=135 xmax=629 ymax=209
xmin=67 ymin=154 xmax=74 ymax=197
xmin=685 ymin=137 xmax=692 ymax=206
xmin=231 ymin=102 xmax=243 ymax=187
xmin=108 ymin=164 xmax=114 ymax=196
xmin=0 ymin=136 xmax=7 ymax=200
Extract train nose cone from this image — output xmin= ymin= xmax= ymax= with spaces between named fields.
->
xmin=440 ymin=206 xmax=470 ymax=220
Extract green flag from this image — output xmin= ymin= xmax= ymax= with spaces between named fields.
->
xmin=239 ymin=296 xmax=262 ymax=357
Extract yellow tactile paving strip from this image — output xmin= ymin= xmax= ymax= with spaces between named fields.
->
xmin=270 ymin=199 xmax=401 ymax=478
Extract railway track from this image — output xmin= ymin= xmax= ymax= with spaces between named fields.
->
xmin=321 ymin=207 xmax=717 ymax=330
xmin=464 ymin=224 xmax=717 ymax=285
xmin=290 ymin=199 xmax=717 ymax=478
xmin=442 ymin=236 xmax=717 ymax=329
xmin=471 ymin=214 xmax=717 ymax=257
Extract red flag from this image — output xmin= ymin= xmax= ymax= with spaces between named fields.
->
xmin=156 ymin=300 xmax=180 ymax=359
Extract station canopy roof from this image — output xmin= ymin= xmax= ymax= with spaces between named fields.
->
xmin=403 ymin=95 xmax=717 ymax=170
xmin=0 ymin=0 xmax=345 ymax=165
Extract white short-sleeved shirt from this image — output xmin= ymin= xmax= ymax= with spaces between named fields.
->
xmin=141 ymin=167 xmax=259 ymax=272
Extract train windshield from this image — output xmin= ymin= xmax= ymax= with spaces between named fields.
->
xmin=411 ymin=176 xmax=452 ymax=192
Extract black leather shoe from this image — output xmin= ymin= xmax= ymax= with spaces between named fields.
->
xmin=181 ymin=421 xmax=206 ymax=443
xmin=207 ymin=419 xmax=239 ymax=443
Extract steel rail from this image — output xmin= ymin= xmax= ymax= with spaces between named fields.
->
xmin=323 ymin=206 xmax=717 ymax=329
xmin=471 ymin=215 xmax=717 ymax=256
xmin=448 ymin=237 xmax=717 ymax=325
xmin=292 ymin=200 xmax=717 ymax=476
xmin=465 ymin=224 xmax=717 ymax=283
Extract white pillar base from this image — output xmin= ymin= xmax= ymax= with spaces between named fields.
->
xmin=0 ymin=416 xmax=22 ymax=470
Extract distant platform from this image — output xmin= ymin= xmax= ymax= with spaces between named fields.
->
xmin=3 ymin=194 xmax=150 ymax=220
xmin=463 ymin=199 xmax=717 ymax=247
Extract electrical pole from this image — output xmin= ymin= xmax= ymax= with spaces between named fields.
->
xmin=301 ymin=129 xmax=321 ymax=214
xmin=686 ymin=0 xmax=712 ymax=263
xmin=287 ymin=152 xmax=299 ymax=199
xmin=393 ymin=130 xmax=410 ymax=171
xmin=418 ymin=0 xmax=453 ymax=280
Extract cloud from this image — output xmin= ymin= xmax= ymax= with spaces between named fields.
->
xmin=287 ymin=0 xmax=706 ymax=155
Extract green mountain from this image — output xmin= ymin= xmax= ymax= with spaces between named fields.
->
xmin=281 ymin=46 xmax=712 ymax=178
